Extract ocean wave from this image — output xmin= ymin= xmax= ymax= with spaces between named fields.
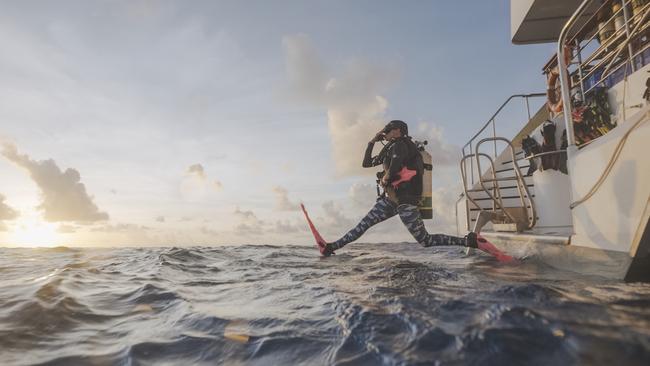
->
xmin=0 ymin=244 xmax=649 ymax=365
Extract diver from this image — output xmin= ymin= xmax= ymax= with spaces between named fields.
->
xmin=322 ymin=120 xmax=479 ymax=256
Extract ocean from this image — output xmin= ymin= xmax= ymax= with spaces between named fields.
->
xmin=1 ymin=243 xmax=649 ymax=365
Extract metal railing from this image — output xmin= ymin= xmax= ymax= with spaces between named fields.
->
xmin=522 ymin=149 xmax=568 ymax=160
xmin=460 ymin=152 xmax=503 ymax=215
xmin=461 ymin=93 xmax=546 ymax=185
xmin=475 ymin=137 xmax=537 ymax=230
xmin=558 ymin=0 xmax=650 ymax=147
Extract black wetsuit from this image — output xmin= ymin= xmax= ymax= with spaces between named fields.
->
xmin=362 ymin=137 xmax=422 ymax=205
xmin=329 ymin=137 xmax=470 ymax=250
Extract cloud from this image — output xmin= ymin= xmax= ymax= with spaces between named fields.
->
xmin=283 ymin=33 xmax=328 ymax=104
xmin=348 ymin=182 xmax=377 ymax=209
xmin=57 ymin=224 xmax=77 ymax=233
xmin=1 ymin=142 xmax=109 ymax=223
xmin=84 ymin=222 xmax=157 ymax=245
xmin=272 ymin=186 xmax=299 ymax=211
xmin=90 ymin=223 xmax=150 ymax=233
xmin=213 ymin=180 xmax=223 ymax=191
xmin=180 ymin=163 xmax=222 ymax=200
xmin=272 ymin=219 xmax=303 ymax=234
xmin=428 ymin=185 xmax=463 ymax=233
xmin=233 ymin=207 xmax=265 ymax=236
xmin=321 ymin=200 xmax=354 ymax=229
xmin=283 ymin=34 xmax=397 ymax=177
xmin=0 ymin=194 xmax=19 ymax=221
xmin=414 ymin=122 xmax=460 ymax=166
xmin=200 ymin=226 xmax=220 ymax=236
xmin=283 ymin=34 xmax=460 ymax=177
xmin=234 ymin=207 xmax=257 ymax=221
xmin=155 ymin=216 xmax=165 ymax=223
xmin=187 ymin=163 xmax=206 ymax=180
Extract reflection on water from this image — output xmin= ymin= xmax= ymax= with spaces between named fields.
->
xmin=0 ymin=244 xmax=649 ymax=365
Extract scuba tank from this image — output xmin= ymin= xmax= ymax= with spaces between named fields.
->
xmin=414 ymin=140 xmax=433 ymax=219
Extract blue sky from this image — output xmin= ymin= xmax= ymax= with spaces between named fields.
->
xmin=0 ymin=0 xmax=556 ymax=246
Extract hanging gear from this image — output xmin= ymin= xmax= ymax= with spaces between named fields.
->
xmin=521 ymin=135 xmax=542 ymax=176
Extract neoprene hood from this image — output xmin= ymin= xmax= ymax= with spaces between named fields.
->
xmin=383 ymin=120 xmax=408 ymax=136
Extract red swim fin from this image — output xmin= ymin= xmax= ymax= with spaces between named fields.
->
xmin=476 ymin=234 xmax=515 ymax=263
xmin=300 ymin=204 xmax=329 ymax=255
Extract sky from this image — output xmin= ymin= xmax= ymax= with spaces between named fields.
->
xmin=0 ymin=0 xmax=556 ymax=247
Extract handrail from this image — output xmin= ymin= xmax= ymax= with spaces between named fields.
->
xmin=462 ymin=93 xmax=546 ymax=152
xmin=461 ymin=93 xmax=546 ymax=185
xmin=559 ymin=0 xmax=594 ymax=147
xmin=475 ymin=137 xmax=537 ymax=229
xmin=522 ymin=149 xmax=568 ymax=160
xmin=460 ymin=153 xmax=506 ymax=218
xmin=559 ymin=0 xmax=650 ymax=147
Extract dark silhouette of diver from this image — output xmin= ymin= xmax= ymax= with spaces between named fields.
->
xmin=322 ymin=120 xmax=478 ymax=256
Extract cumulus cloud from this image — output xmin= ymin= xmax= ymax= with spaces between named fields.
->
xmin=234 ymin=207 xmax=256 ymax=220
xmin=181 ymin=163 xmax=223 ymax=200
xmin=234 ymin=222 xmax=262 ymax=236
xmin=272 ymin=219 xmax=303 ymax=234
xmin=56 ymin=224 xmax=77 ymax=233
xmin=233 ymin=207 xmax=265 ymax=236
xmin=321 ymin=200 xmax=354 ymax=229
xmin=200 ymin=226 xmax=220 ymax=236
xmin=0 ymin=193 xmax=17 ymax=231
xmin=213 ymin=180 xmax=223 ymax=191
xmin=283 ymin=34 xmax=397 ymax=177
xmin=272 ymin=186 xmax=299 ymax=211
xmin=348 ymin=182 xmax=377 ymax=209
xmin=414 ymin=122 xmax=460 ymax=166
xmin=283 ymin=34 xmax=460 ymax=177
xmin=187 ymin=163 xmax=206 ymax=179
xmin=283 ymin=34 xmax=328 ymax=104
xmin=1 ymin=142 xmax=108 ymax=223
xmin=274 ymin=220 xmax=298 ymax=233
xmin=428 ymin=185 xmax=463 ymax=233
xmin=0 ymin=194 xmax=19 ymax=221
xmin=90 ymin=223 xmax=150 ymax=233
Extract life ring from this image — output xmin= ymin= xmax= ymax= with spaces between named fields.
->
xmin=547 ymin=69 xmax=563 ymax=116
xmin=546 ymin=46 xmax=572 ymax=117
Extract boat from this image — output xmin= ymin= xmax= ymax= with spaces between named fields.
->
xmin=456 ymin=0 xmax=650 ymax=282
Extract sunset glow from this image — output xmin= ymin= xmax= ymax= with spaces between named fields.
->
xmin=0 ymin=1 xmax=552 ymax=247
xmin=8 ymin=219 xmax=61 ymax=248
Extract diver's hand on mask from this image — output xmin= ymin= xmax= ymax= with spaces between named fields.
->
xmin=371 ymin=130 xmax=385 ymax=143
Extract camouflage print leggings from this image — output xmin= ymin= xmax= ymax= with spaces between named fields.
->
xmin=330 ymin=197 xmax=467 ymax=250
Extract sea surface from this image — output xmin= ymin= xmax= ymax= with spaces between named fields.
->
xmin=1 ymin=243 xmax=649 ymax=366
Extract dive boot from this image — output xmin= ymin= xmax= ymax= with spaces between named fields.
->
xmin=464 ymin=232 xmax=479 ymax=248
xmin=321 ymin=243 xmax=336 ymax=257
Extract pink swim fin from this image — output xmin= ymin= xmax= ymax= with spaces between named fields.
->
xmin=300 ymin=204 xmax=330 ymax=256
xmin=476 ymin=234 xmax=516 ymax=263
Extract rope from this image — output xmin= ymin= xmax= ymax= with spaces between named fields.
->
xmin=570 ymin=108 xmax=648 ymax=209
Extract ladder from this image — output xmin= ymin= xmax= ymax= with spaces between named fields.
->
xmin=461 ymin=136 xmax=537 ymax=233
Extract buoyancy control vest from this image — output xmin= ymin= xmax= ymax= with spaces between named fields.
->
xmin=378 ymin=137 xmax=433 ymax=217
